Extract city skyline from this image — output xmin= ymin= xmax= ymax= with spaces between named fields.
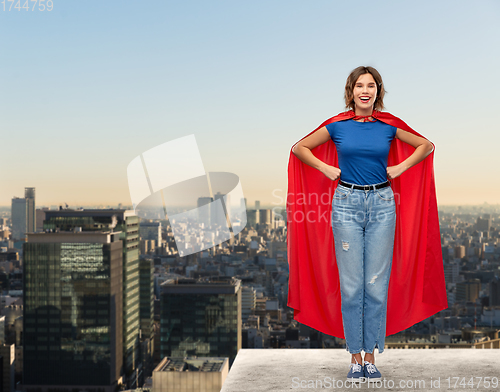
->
xmin=2 ymin=1 xmax=500 ymax=207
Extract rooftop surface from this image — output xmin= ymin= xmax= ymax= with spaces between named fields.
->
xmin=220 ymin=348 xmax=500 ymax=391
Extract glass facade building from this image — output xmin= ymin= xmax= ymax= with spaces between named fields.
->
xmin=139 ymin=259 xmax=154 ymax=339
xmin=23 ymin=232 xmax=123 ymax=388
xmin=160 ymin=277 xmax=241 ymax=367
xmin=139 ymin=258 xmax=154 ymax=378
xmin=43 ymin=210 xmax=141 ymax=384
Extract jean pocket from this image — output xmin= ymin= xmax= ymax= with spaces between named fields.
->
xmin=333 ymin=187 xmax=349 ymax=200
xmin=375 ymin=186 xmax=394 ymax=201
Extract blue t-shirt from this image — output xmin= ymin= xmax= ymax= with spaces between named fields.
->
xmin=325 ymin=119 xmax=397 ymax=185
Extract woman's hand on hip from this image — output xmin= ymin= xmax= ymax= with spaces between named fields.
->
xmin=321 ymin=165 xmax=341 ymax=181
xmin=387 ymin=164 xmax=406 ymax=180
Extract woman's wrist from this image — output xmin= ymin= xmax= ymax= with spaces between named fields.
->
xmin=316 ymin=161 xmax=329 ymax=172
xmin=398 ymin=162 xmax=409 ymax=174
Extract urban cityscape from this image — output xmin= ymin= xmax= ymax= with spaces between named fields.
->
xmin=0 ymin=187 xmax=498 ymax=391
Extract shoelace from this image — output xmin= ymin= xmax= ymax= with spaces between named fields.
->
xmin=364 ymin=361 xmax=377 ymax=374
xmin=350 ymin=362 xmax=362 ymax=373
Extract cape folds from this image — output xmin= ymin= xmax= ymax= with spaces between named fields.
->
xmin=286 ymin=110 xmax=447 ymax=338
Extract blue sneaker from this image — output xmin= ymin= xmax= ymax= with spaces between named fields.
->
xmin=347 ymin=358 xmax=364 ymax=382
xmin=363 ymin=360 xmax=382 ymax=380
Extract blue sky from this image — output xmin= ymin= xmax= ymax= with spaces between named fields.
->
xmin=1 ymin=0 xmax=499 ymax=207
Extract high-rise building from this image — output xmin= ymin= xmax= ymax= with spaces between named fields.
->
xmin=11 ymin=198 xmax=26 ymax=240
xmin=23 ymin=231 xmax=123 ymax=391
xmin=456 ymin=279 xmax=481 ymax=302
xmin=246 ymin=210 xmax=258 ymax=228
xmin=454 ymin=245 xmax=466 ymax=259
xmin=11 ymin=188 xmax=36 ymax=240
xmin=0 ymin=344 xmax=15 ymax=392
xmin=444 ymin=261 xmax=461 ymax=284
xmin=476 ymin=215 xmax=491 ymax=232
xmin=139 ymin=259 xmax=155 ymax=379
xmin=42 ymin=209 xmax=141 ymax=387
xmin=140 ymin=221 xmax=162 ymax=244
xmin=197 ymin=197 xmax=213 ymax=228
xmin=214 ymin=192 xmax=230 ymax=228
xmin=241 ymin=286 xmax=256 ymax=324
xmin=490 ymin=276 xmax=500 ymax=306
xmin=25 ymin=187 xmax=36 ymax=233
xmin=258 ymin=209 xmax=274 ymax=228
xmin=160 ymin=276 xmax=241 ymax=367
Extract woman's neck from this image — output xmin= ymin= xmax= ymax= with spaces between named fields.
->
xmin=354 ymin=107 xmax=373 ymax=117
xmin=353 ymin=107 xmax=374 ymax=122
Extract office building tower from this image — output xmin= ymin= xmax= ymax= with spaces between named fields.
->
xmin=476 ymin=215 xmax=491 ymax=232
xmin=241 ymin=286 xmax=256 ymax=324
xmin=25 ymin=188 xmax=36 ymax=233
xmin=444 ymin=262 xmax=460 ymax=284
xmin=0 ymin=315 xmax=4 ymax=345
xmin=255 ymin=201 xmax=260 ymax=210
xmin=23 ymin=231 xmax=123 ymax=391
xmin=43 ymin=209 xmax=140 ymax=386
xmin=140 ymin=221 xmax=162 ymax=244
xmin=139 ymin=259 xmax=155 ymax=378
xmin=0 ymin=344 xmax=15 ymax=392
xmin=454 ymin=245 xmax=466 ymax=259
xmin=456 ymin=279 xmax=481 ymax=302
xmin=258 ymin=209 xmax=273 ymax=228
xmin=246 ymin=210 xmax=258 ymax=228
xmin=197 ymin=197 xmax=213 ymax=228
xmin=139 ymin=260 xmax=154 ymax=339
xmin=160 ymin=277 xmax=241 ymax=367
xmin=214 ymin=192 xmax=230 ymax=228
xmin=490 ymin=276 xmax=500 ymax=306
xmin=11 ymin=188 xmax=36 ymax=240
xmin=11 ymin=198 xmax=27 ymax=240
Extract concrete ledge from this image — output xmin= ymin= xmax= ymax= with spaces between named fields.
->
xmin=220 ymin=349 xmax=500 ymax=391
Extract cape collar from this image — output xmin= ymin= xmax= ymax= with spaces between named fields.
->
xmin=351 ymin=109 xmax=378 ymax=123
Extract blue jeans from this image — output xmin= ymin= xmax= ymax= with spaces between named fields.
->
xmin=331 ymin=180 xmax=396 ymax=354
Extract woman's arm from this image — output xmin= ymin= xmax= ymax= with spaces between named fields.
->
xmin=292 ymin=127 xmax=341 ymax=181
xmin=387 ymin=128 xmax=434 ymax=180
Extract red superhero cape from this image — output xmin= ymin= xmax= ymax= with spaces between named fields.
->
xmin=286 ymin=109 xmax=448 ymax=338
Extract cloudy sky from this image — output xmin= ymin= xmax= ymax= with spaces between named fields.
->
xmin=1 ymin=0 xmax=499 ymax=208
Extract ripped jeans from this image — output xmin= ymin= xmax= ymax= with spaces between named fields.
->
xmin=331 ymin=180 xmax=396 ymax=355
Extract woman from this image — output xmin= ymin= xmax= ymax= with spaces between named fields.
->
xmin=288 ymin=66 xmax=443 ymax=382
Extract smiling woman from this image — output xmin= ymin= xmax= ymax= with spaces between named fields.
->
xmin=287 ymin=65 xmax=447 ymax=385
xmin=344 ymin=66 xmax=386 ymax=115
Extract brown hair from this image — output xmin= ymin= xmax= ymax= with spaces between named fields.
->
xmin=344 ymin=66 xmax=386 ymax=112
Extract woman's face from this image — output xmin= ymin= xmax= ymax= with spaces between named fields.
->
xmin=353 ymin=73 xmax=377 ymax=110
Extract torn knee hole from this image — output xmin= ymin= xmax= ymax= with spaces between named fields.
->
xmin=369 ymin=275 xmax=378 ymax=284
xmin=342 ymin=240 xmax=349 ymax=251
